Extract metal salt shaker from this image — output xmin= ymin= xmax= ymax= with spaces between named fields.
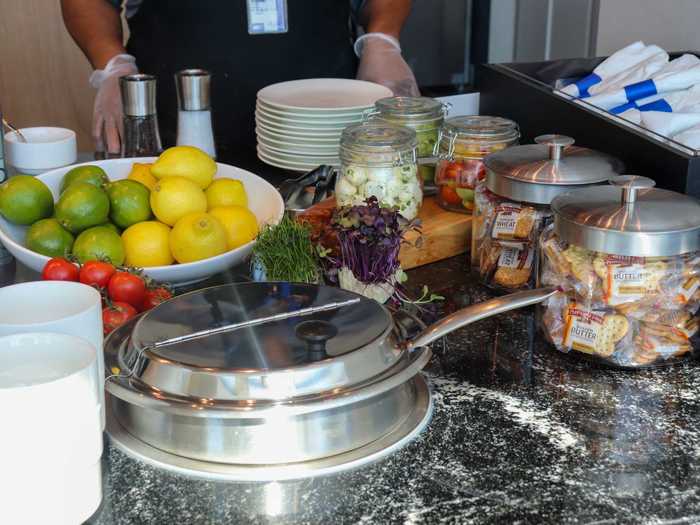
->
xmin=120 ymin=74 xmax=163 ymax=157
xmin=175 ymin=69 xmax=216 ymax=158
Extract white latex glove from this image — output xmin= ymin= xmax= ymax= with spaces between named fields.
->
xmin=355 ymin=33 xmax=419 ymax=97
xmin=89 ymin=54 xmax=138 ymax=154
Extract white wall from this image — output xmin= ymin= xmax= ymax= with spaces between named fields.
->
xmin=596 ymin=0 xmax=700 ymax=55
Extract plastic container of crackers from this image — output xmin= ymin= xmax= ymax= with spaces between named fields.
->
xmin=539 ymin=175 xmax=700 ymax=368
xmin=472 ymin=134 xmax=624 ymax=293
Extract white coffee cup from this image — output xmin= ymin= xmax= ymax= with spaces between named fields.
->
xmin=0 ymin=332 xmax=103 ymax=524
xmin=4 ymin=127 xmax=77 ymax=175
xmin=0 ymin=281 xmax=106 ymax=427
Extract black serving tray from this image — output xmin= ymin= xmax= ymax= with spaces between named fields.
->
xmin=477 ymin=54 xmax=700 ymax=197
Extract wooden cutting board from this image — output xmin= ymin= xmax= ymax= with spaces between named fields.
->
xmin=298 ymin=196 xmax=472 ymax=270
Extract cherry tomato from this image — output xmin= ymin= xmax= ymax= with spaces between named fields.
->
xmin=142 ymin=287 xmax=173 ymax=310
xmin=102 ymin=301 xmax=138 ymax=335
xmin=42 ymin=258 xmax=79 ymax=282
xmin=107 ymin=272 xmax=146 ymax=309
xmin=79 ymin=261 xmax=116 ymax=289
xmin=439 ymin=185 xmax=463 ymax=206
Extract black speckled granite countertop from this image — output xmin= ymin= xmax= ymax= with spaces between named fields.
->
xmin=6 ymin=257 xmax=700 ymax=524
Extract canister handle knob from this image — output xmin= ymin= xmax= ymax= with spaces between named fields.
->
xmin=295 ymin=320 xmax=338 ymax=360
xmin=535 ymin=134 xmax=575 ymax=161
xmin=609 ymin=175 xmax=656 ymax=204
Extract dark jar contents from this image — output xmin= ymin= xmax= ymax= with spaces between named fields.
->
xmin=123 ymin=115 xmax=162 ymax=157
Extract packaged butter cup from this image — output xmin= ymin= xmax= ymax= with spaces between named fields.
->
xmin=473 ymin=134 xmax=623 ymax=293
xmin=539 ymin=176 xmax=700 ymax=368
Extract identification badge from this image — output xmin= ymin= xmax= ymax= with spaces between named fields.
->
xmin=247 ymin=0 xmax=289 ymax=35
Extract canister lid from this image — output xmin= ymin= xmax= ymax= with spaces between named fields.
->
xmin=374 ymin=96 xmax=444 ymax=119
xmin=552 ymin=175 xmax=700 ymax=256
xmin=341 ymin=122 xmax=417 ymax=152
xmin=117 ymin=283 xmax=399 ymax=401
xmin=442 ymin=115 xmax=519 ymax=143
xmin=484 ymin=134 xmax=624 ymax=204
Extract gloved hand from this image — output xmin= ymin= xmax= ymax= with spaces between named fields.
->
xmin=89 ymin=54 xmax=138 ymax=155
xmin=355 ymin=33 xmax=419 ymax=97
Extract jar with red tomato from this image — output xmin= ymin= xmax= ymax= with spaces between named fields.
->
xmin=434 ymin=116 xmax=519 ymax=214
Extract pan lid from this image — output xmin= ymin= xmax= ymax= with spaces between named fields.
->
xmin=119 ymin=283 xmax=399 ymax=401
xmin=551 ymin=175 xmax=700 ymax=256
xmin=484 ymin=135 xmax=624 ymax=204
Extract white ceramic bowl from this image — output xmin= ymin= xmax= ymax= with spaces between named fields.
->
xmin=4 ymin=127 xmax=77 ymax=173
xmin=0 ymin=157 xmax=284 ymax=285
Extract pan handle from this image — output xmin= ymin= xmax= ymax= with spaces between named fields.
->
xmin=405 ymin=286 xmax=560 ymax=351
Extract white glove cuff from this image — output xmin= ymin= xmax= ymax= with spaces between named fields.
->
xmin=89 ymin=54 xmax=138 ymax=89
xmin=354 ymin=33 xmax=401 ymax=58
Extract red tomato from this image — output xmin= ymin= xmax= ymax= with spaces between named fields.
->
xmin=102 ymin=301 xmax=138 ymax=335
xmin=439 ymin=185 xmax=463 ymax=206
xmin=107 ymin=272 xmax=146 ymax=309
xmin=79 ymin=261 xmax=116 ymax=289
xmin=142 ymin=287 xmax=173 ymax=310
xmin=42 ymin=258 xmax=79 ymax=282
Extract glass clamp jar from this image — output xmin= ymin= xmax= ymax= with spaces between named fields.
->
xmin=365 ymin=96 xmax=448 ymax=184
xmin=540 ymin=175 xmax=700 ymax=369
xmin=473 ymin=134 xmax=624 ymax=293
xmin=434 ymin=115 xmax=519 ymax=214
xmin=335 ymin=122 xmax=421 ymax=220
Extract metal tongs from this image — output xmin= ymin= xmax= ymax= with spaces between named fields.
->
xmin=278 ymin=165 xmax=337 ymax=216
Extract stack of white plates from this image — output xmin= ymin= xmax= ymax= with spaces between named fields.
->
xmin=256 ymin=78 xmax=393 ymax=172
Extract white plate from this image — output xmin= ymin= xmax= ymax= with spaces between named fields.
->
xmin=257 ymin=145 xmax=339 ymax=165
xmin=0 ymin=158 xmax=284 ymax=286
xmin=255 ymin=126 xmax=340 ymax=144
xmin=256 ymin=106 xmax=363 ymax=127
xmin=256 ymin=99 xmax=369 ymax=119
xmin=256 ymin=121 xmax=344 ymax=138
xmin=257 ymin=78 xmax=392 ymax=111
xmin=257 ymin=148 xmax=336 ymax=173
xmin=255 ymin=112 xmax=353 ymax=132
xmin=257 ymin=136 xmax=339 ymax=156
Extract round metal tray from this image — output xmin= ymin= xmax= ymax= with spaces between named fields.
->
xmin=105 ymin=375 xmax=433 ymax=482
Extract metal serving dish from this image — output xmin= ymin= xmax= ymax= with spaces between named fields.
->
xmin=105 ymin=282 xmax=557 ymax=468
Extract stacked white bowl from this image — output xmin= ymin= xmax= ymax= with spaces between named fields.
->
xmin=0 ymin=282 xmax=104 ymax=524
xmin=255 ymin=78 xmax=393 ymax=172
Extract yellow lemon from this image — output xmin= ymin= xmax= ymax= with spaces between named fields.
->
xmin=127 ymin=162 xmax=157 ymax=191
xmin=151 ymin=146 xmax=216 ymax=189
xmin=122 ymin=221 xmax=174 ymax=267
xmin=205 ymin=178 xmax=248 ymax=209
xmin=209 ymin=206 xmax=259 ymax=250
xmin=170 ymin=212 xmax=228 ymax=263
xmin=150 ymin=176 xmax=207 ymax=226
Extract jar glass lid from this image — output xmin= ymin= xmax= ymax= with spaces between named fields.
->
xmin=485 ymin=135 xmax=623 ymax=186
xmin=374 ymin=96 xmax=444 ymax=119
xmin=118 ymin=283 xmax=399 ymax=401
xmin=341 ymin=122 xmax=417 ymax=154
xmin=441 ymin=115 xmax=519 ymax=143
xmin=552 ymin=176 xmax=700 ymax=256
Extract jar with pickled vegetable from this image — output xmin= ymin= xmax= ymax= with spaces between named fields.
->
xmin=435 ymin=116 xmax=519 ymax=213
xmin=539 ymin=176 xmax=700 ymax=369
xmin=336 ymin=122 xmax=421 ymax=220
xmin=369 ymin=96 xmax=447 ymax=183
xmin=472 ymin=134 xmax=623 ymax=293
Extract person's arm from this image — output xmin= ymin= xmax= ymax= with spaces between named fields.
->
xmin=355 ymin=0 xmax=419 ymax=96
xmin=359 ymin=0 xmax=411 ymax=39
xmin=60 ymin=0 xmax=137 ymax=154
xmin=60 ymin=0 xmax=125 ymax=69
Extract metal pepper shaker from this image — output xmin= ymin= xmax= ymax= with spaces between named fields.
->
xmin=120 ymin=74 xmax=163 ymax=158
xmin=175 ymin=69 xmax=216 ymax=158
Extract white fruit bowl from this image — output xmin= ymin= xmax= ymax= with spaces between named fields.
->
xmin=0 ymin=157 xmax=284 ymax=285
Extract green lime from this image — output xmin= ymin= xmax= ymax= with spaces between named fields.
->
xmin=25 ymin=218 xmax=74 ymax=257
xmin=106 ymin=179 xmax=152 ymax=229
xmin=455 ymin=188 xmax=475 ymax=201
xmin=55 ymin=182 xmax=110 ymax=234
xmin=59 ymin=165 xmax=109 ymax=194
xmin=0 ymin=175 xmax=54 ymax=225
xmin=72 ymin=225 xmax=125 ymax=265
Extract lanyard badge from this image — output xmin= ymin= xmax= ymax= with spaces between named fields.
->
xmin=247 ymin=0 xmax=289 ymax=35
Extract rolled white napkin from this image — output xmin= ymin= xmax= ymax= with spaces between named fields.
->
xmin=672 ymin=124 xmax=700 ymax=149
xmin=641 ymin=111 xmax=700 ymax=138
xmin=584 ymin=54 xmax=700 ymax=110
xmin=560 ymin=42 xmax=667 ymax=97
